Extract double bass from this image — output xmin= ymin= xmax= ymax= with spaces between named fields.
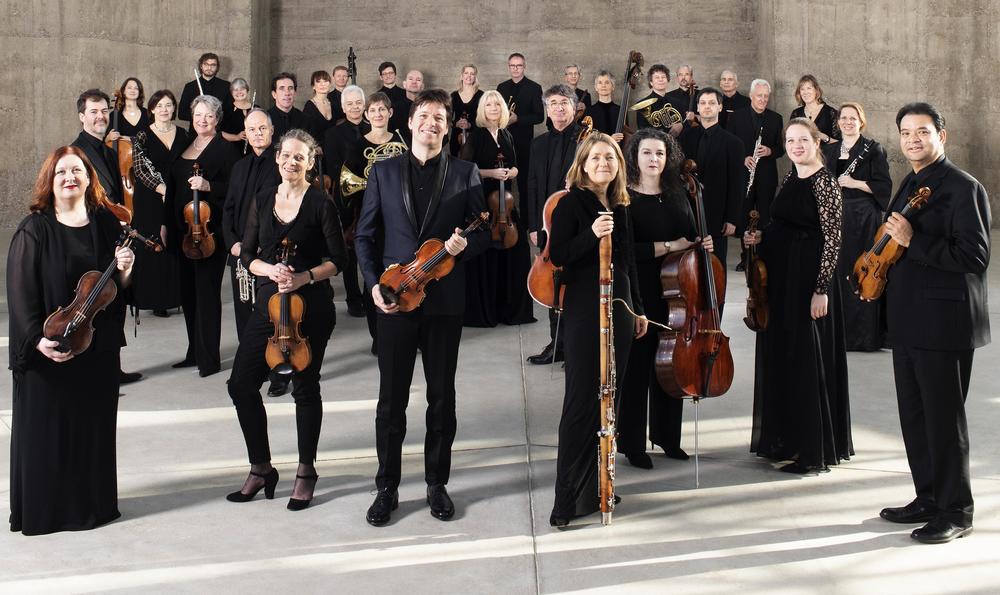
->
xmin=655 ymin=160 xmax=734 ymax=398
xmin=487 ymin=152 xmax=518 ymax=249
xmin=614 ymin=50 xmax=644 ymax=146
xmin=182 ymin=163 xmax=216 ymax=259
xmin=852 ymin=186 xmax=932 ymax=301
xmin=265 ymin=238 xmax=311 ymax=390
xmin=742 ymin=210 xmax=768 ymax=331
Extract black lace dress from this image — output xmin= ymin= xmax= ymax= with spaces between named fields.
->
xmin=750 ymin=168 xmax=853 ymax=471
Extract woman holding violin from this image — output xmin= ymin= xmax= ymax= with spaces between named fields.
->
xmin=108 ymin=77 xmax=149 ymax=140
xmin=460 ymin=90 xmax=535 ymax=327
xmin=617 ymin=128 xmax=712 ymax=469
xmin=449 ymin=64 xmax=483 ymax=156
xmin=165 ymin=94 xmax=237 ymax=377
xmin=7 ymin=146 xmax=135 ymax=535
xmin=743 ymin=118 xmax=852 ymax=474
xmin=548 ymin=132 xmax=647 ymax=527
xmin=226 ymin=129 xmax=347 ymax=511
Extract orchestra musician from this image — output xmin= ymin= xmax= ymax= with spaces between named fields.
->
xmin=548 ymin=132 xmax=646 ymax=527
xmin=303 ymin=70 xmax=336 ymax=142
xmin=665 ymin=64 xmax=696 ymax=126
xmin=744 ymin=117 xmax=852 ymax=475
xmin=108 ymin=77 xmax=148 ymax=139
xmin=225 ymin=129 xmax=347 ymax=511
xmin=327 ymin=65 xmax=349 ymax=123
xmin=179 ymin=52 xmax=231 ymax=122
xmin=719 ymin=69 xmax=750 ymax=129
xmin=497 ymin=52 xmax=544 ymax=203
xmin=378 ymin=61 xmax=409 ymax=133
xmin=878 ymin=103 xmax=990 ymax=544
xmin=820 ymin=102 xmax=892 ymax=351
xmin=397 ymin=70 xmax=425 ymax=144
xmin=165 ymin=94 xmax=237 ymax=377
xmin=354 ymin=89 xmax=489 ymax=526
xmin=790 ymin=75 xmax=839 ymax=143
xmin=547 ymin=64 xmax=591 ymax=128
xmin=524 ymin=85 xmax=583 ymax=365
xmin=618 ymin=128 xmax=711 ymax=468
xmin=450 ymin=64 xmax=483 ymax=157
xmin=8 ymin=146 xmax=135 ymax=535
xmin=222 ymin=108 xmax=281 ymax=340
xmin=220 ymin=78 xmax=257 ymax=156
xmin=584 ymin=70 xmax=622 ymax=141
xmin=267 ymin=72 xmax=306 ymax=140
xmin=634 ymin=64 xmax=683 ymax=137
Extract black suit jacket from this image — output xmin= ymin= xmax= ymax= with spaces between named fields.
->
xmin=71 ymin=131 xmax=121 ymax=203
xmin=222 ymin=147 xmax=281 ymax=255
xmin=726 ymin=106 xmax=784 ymax=197
xmin=178 ymin=77 xmax=231 ymax=122
xmin=525 ymin=122 xmax=582 ymax=234
xmin=885 ymin=157 xmax=991 ymax=350
xmin=354 ymin=152 xmax=489 ymax=315
xmin=678 ymin=124 xmax=744 ymax=230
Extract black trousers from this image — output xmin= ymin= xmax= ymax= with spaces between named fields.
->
xmin=178 ymin=248 xmax=227 ymax=373
xmin=619 ymin=326 xmax=683 ymax=454
xmin=374 ymin=311 xmax=463 ymax=490
xmin=228 ymin=263 xmax=254 ymax=342
xmin=892 ymin=344 xmax=975 ymax=526
xmin=228 ymin=290 xmax=336 ymax=465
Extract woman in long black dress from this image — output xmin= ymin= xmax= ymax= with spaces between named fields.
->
xmin=460 ymin=90 xmax=535 ymax=327
xmin=165 ymin=94 xmax=237 ymax=377
xmin=821 ymin=102 xmax=892 ymax=351
xmin=7 ymin=146 xmax=135 ymax=535
xmin=790 ymin=75 xmax=839 ymax=144
xmin=108 ymin=77 xmax=149 ymax=139
xmin=617 ymin=128 xmax=713 ymax=468
xmin=745 ymin=118 xmax=852 ymax=474
xmin=449 ymin=64 xmax=483 ymax=156
xmin=226 ymin=129 xmax=348 ymax=510
xmin=130 ymin=89 xmax=183 ymax=315
xmin=221 ymin=78 xmax=257 ymax=157
xmin=303 ymin=70 xmax=336 ymax=143
xmin=548 ymin=132 xmax=647 ymax=526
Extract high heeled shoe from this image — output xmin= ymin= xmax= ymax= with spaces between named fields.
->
xmin=287 ymin=473 xmax=319 ymax=511
xmin=226 ymin=468 xmax=278 ymax=502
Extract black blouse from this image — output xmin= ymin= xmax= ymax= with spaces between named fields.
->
xmin=585 ymin=101 xmax=622 ymax=135
xmin=165 ymin=134 xmax=237 ymax=248
xmin=109 ymin=108 xmax=150 ymax=138
xmin=790 ymin=103 xmax=840 ymax=141
xmin=460 ymin=127 xmax=516 ymax=196
xmin=450 ymin=89 xmax=483 ymax=154
xmin=303 ymin=99 xmax=337 ymax=142
xmin=821 ymin=135 xmax=893 ymax=208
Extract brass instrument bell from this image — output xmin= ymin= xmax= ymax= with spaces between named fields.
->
xmin=339 ymin=166 xmax=367 ymax=197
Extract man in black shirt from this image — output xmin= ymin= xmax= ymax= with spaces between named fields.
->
xmin=719 ymin=70 xmax=751 ymax=129
xmin=179 ymin=52 xmax=231 ymax=122
xmin=327 ymin=65 xmax=349 ymax=123
xmin=547 ymin=64 xmax=592 ymax=128
xmin=378 ymin=61 xmax=409 ymax=133
xmin=634 ymin=64 xmax=683 ymax=137
xmin=267 ymin=72 xmax=306 ymax=140
xmin=355 ymin=89 xmax=489 ymax=526
xmin=497 ymin=52 xmax=544 ymax=202
xmin=665 ymin=64 xmax=697 ymax=127
xmin=525 ymin=85 xmax=581 ymax=365
xmin=395 ymin=70 xmax=424 ymax=143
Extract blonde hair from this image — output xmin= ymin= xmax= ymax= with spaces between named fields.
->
xmin=565 ymin=133 xmax=630 ymax=207
xmin=838 ymin=101 xmax=867 ymax=131
xmin=475 ymin=90 xmax=510 ymax=128
xmin=459 ymin=64 xmax=480 ymax=93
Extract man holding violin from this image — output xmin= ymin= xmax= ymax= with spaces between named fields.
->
xmin=355 ymin=89 xmax=489 ymax=527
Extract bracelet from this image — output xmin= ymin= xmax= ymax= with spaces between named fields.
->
xmin=308 ymin=269 xmax=315 ymax=284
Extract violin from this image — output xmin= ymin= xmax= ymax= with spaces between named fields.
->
xmin=743 ymin=209 xmax=768 ymax=331
xmin=687 ymin=81 xmax=700 ymax=128
xmin=654 ymin=160 xmax=734 ymax=398
xmin=265 ymin=238 xmax=311 ymax=386
xmin=526 ymin=190 xmax=568 ymax=309
xmin=487 ymin=152 xmax=518 ymax=249
xmin=104 ymin=92 xmax=135 ymax=221
xmin=852 ymin=186 xmax=932 ymax=301
xmin=182 ymin=162 xmax=216 ymax=259
xmin=43 ymin=225 xmax=162 ymax=355
xmin=378 ymin=213 xmax=489 ymax=312
xmin=614 ymin=50 xmax=644 ymax=147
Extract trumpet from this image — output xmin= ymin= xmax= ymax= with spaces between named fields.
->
xmin=339 ymin=166 xmax=367 ymax=197
xmin=236 ymin=259 xmax=254 ymax=304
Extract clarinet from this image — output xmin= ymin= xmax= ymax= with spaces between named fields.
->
xmin=596 ymin=213 xmax=617 ymax=526
xmin=745 ymin=126 xmax=764 ymax=200
xmin=841 ymin=139 xmax=872 ymax=178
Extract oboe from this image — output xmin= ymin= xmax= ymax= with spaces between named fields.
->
xmin=745 ymin=126 xmax=764 ymax=200
xmin=841 ymin=139 xmax=872 ymax=178
xmin=596 ymin=212 xmax=617 ymax=526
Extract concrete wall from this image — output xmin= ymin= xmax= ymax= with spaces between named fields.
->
xmin=1 ymin=0 xmax=996 ymax=226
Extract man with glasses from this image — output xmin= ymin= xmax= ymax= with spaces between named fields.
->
xmin=497 ymin=53 xmax=544 ymax=202
xmin=179 ymin=52 xmax=231 ymax=122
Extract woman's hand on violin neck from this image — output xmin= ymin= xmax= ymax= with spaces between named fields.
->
xmin=743 ymin=230 xmax=762 ymax=247
xmin=810 ymin=292 xmax=828 ymax=319
xmin=267 ymin=262 xmax=294 ymax=284
xmin=445 ymin=228 xmax=468 ymax=256
xmin=591 ymin=213 xmax=614 ymax=238
xmin=115 ymin=246 xmax=135 ymax=272
xmin=278 ymin=271 xmax=309 ymax=294
xmin=188 ymin=175 xmax=210 ymax=192
xmin=36 ymin=338 xmax=73 ymax=363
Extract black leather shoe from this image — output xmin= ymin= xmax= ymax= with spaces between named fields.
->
xmin=621 ymin=451 xmax=653 ymax=469
xmin=527 ymin=342 xmax=564 ymax=365
xmin=880 ymin=499 xmax=938 ymax=524
xmin=152 ymin=309 xmax=170 ymax=318
xmin=549 ymin=513 xmax=570 ymax=527
xmin=911 ymin=518 xmax=972 ymax=544
xmin=366 ymin=488 xmax=398 ymax=526
xmin=347 ymin=302 xmax=366 ymax=317
xmin=267 ymin=379 xmax=291 ymax=397
xmin=120 ymin=370 xmax=143 ymax=384
xmin=427 ymin=484 xmax=455 ymax=520
xmin=662 ymin=447 xmax=690 ymax=461
xmin=735 ymin=261 xmax=746 ymax=272
xmin=171 ymin=359 xmax=197 ymax=369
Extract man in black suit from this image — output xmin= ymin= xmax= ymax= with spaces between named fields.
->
xmin=719 ymin=69 xmax=750 ymax=129
xmin=678 ymin=87 xmax=743 ymax=284
xmin=267 ymin=72 xmax=306 ymax=140
xmin=878 ymin=102 xmax=991 ymax=544
xmin=179 ymin=52 xmax=231 ymax=123
xmin=726 ymin=78 xmax=784 ymax=263
xmin=377 ymin=61 xmax=409 ymax=133
xmin=497 ymin=53 xmax=544 ymax=203
xmin=71 ymin=89 xmax=141 ymax=385
xmin=524 ymin=84 xmax=582 ymax=365
xmin=355 ymin=89 xmax=489 ymax=526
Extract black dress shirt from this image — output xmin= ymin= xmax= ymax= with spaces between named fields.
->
xmin=409 ymin=152 xmax=443 ymax=230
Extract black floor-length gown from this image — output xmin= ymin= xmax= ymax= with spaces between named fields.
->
xmin=549 ymin=187 xmax=642 ymax=519
xmin=449 ymin=89 xmax=483 ymax=156
xmin=751 ymin=169 xmax=853 ymax=470
xmin=131 ymin=127 xmax=183 ymax=310
xmin=460 ymin=127 xmax=536 ymax=327
xmin=8 ymin=208 xmax=127 ymax=535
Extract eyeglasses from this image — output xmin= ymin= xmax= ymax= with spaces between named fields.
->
xmin=508 ymin=64 xmax=525 ymax=69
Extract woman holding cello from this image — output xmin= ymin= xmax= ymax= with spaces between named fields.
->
xmin=460 ymin=90 xmax=535 ymax=327
xmin=617 ymin=128 xmax=712 ymax=469
xmin=7 ymin=146 xmax=135 ymax=534
xmin=548 ymin=132 xmax=647 ymax=527
xmin=226 ymin=129 xmax=347 ymax=511
xmin=743 ymin=118 xmax=852 ymax=474
xmin=165 ymin=94 xmax=237 ymax=377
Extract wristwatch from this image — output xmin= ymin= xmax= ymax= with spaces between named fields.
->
xmin=308 ymin=270 xmax=315 ymax=284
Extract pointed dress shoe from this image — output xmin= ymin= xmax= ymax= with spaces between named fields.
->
xmin=880 ymin=499 xmax=937 ymax=524
xmin=526 ymin=342 xmax=564 ymax=365
xmin=911 ymin=518 xmax=973 ymax=544
xmin=427 ymin=484 xmax=455 ymax=520
xmin=366 ymin=488 xmax=399 ymax=526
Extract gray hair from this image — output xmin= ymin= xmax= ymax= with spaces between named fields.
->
xmin=678 ymin=64 xmax=694 ymax=74
xmin=341 ymin=84 xmax=365 ymax=107
xmin=594 ymin=69 xmax=616 ymax=86
xmin=231 ymin=78 xmax=249 ymax=92
xmin=543 ymin=84 xmax=577 ymax=107
xmin=277 ymin=128 xmax=318 ymax=162
xmin=245 ymin=107 xmax=272 ymax=127
xmin=191 ymin=94 xmax=223 ymax=120
xmin=565 ymin=64 xmax=581 ymax=73
xmin=720 ymin=69 xmax=737 ymax=80
xmin=749 ymin=79 xmax=771 ymax=94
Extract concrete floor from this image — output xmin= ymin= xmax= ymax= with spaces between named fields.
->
xmin=1 ymin=235 xmax=998 ymax=594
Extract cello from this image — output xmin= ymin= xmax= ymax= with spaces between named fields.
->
xmin=182 ymin=162 xmax=216 ymax=259
xmin=655 ymin=160 xmax=734 ymax=399
xmin=104 ymin=91 xmax=135 ymax=222
xmin=265 ymin=238 xmax=311 ymax=390
xmin=487 ymin=152 xmax=518 ymax=249
xmin=614 ymin=50 xmax=644 ymax=147
xmin=852 ymin=186 xmax=932 ymax=301
xmin=742 ymin=210 xmax=768 ymax=331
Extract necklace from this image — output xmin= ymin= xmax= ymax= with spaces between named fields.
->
xmin=153 ymin=123 xmax=172 ymax=133
xmin=193 ymin=136 xmax=211 ymax=150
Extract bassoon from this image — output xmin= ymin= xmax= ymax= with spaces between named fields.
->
xmin=597 ymin=214 xmax=617 ymax=526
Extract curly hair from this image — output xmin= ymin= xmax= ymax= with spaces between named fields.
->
xmin=624 ymin=127 xmax=684 ymax=196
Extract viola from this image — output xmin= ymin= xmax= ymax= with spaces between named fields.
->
xmin=614 ymin=50 xmax=644 ymax=147
xmin=742 ymin=209 xmax=768 ymax=331
xmin=852 ymin=186 xmax=932 ymax=301
xmin=43 ymin=225 xmax=162 ymax=355
xmin=182 ymin=162 xmax=216 ymax=259
xmin=487 ymin=153 xmax=518 ymax=249
xmin=686 ymin=80 xmax=700 ymax=128
xmin=654 ymin=160 xmax=734 ymax=398
xmin=104 ymin=92 xmax=135 ymax=222
xmin=265 ymin=238 xmax=311 ymax=385
xmin=378 ymin=213 xmax=489 ymax=312
xmin=526 ymin=190 xmax=567 ymax=309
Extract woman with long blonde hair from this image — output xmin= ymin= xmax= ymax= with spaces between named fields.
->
xmin=449 ymin=63 xmax=483 ymax=156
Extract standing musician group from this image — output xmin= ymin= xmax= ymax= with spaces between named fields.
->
xmin=6 ymin=48 xmax=989 ymax=547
